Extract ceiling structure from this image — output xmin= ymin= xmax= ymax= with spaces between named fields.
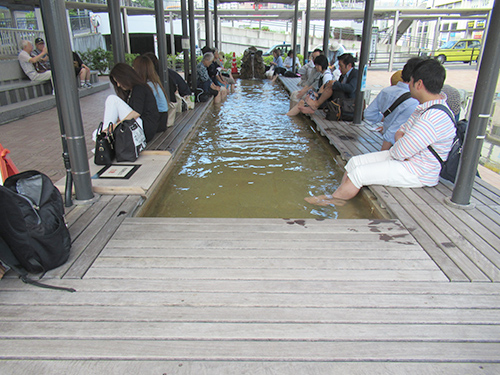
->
xmin=0 ymin=1 xmax=491 ymax=21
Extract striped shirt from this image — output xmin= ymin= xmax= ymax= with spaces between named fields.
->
xmin=390 ymin=94 xmax=456 ymax=186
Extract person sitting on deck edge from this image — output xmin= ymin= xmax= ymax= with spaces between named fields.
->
xmin=364 ymin=57 xmax=422 ymax=151
xmin=305 ymin=59 xmax=456 ymax=206
xmin=196 ymin=52 xmax=225 ymax=103
xmin=287 ymin=54 xmax=333 ymax=116
xmin=300 ymin=53 xmax=358 ymax=114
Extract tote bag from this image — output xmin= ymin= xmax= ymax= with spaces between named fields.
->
xmin=113 ymin=119 xmax=146 ymax=162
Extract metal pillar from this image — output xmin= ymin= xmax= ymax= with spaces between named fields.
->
xmin=432 ymin=17 xmax=441 ymax=53
xmin=188 ymin=0 xmax=197 ymax=92
xmin=291 ymin=0 xmax=299 ymax=74
xmin=180 ymin=0 xmax=190 ymax=79
xmin=388 ymin=10 xmax=399 ymax=72
xmin=451 ymin=0 xmax=500 ymax=206
xmin=122 ymin=8 xmax=131 ymax=54
xmin=169 ymin=12 xmax=175 ymax=55
xmin=40 ymin=0 xmax=94 ymax=203
xmin=353 ymin=0 xmax=375 ymax=125
xmin=154 ymin=0 xmax=170 ymax=101
xmin=477 ymin=9 xmax=492 ymax=72
xmin=323 ymin=0 xmax=332 ymax=54
xmin=304 ymin=0 xmax=311 ymax=60
xmin=108 ymin=0 xmax=125 ymax=64
xmin=214 ymin=0 xmax=219 ymax=50
xmin=204 ymin=0 xmax=211 ymax=48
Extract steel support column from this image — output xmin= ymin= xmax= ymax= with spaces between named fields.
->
xmin=40 ymin=0 xmax=94 ymax=203
xmin=304 ymin=0 xmax=311 ymax=61
xmin=204 ymin=0 xmax=211 ymax=48
xmin=214 ymin=0 xmax=219 ymax=50
xmin=323 ymin=0 xmax=332 ymax=54
xmin=353 ymin=0 xmax=375 ymax=125
xmin=169 ymin=12 xmax=175 ymax=55
xmin=122 ymin=8 xmax=131 ymax=54
xmin=451 ymin=0 xmax=500 ymax=206
xmin=108 ymin=0 xmax=125 ymax=64
xmin=388 ymin=10 xmax=399 ymax=72
xmin=154 ymin=0 xmax=170 ymax=101
xmin=188 ymin=0 xmax=197 ymax=92
xmin=291 ymin=0 xmax=299 ymax=74
xmin=180 ymin=0 xmax=190 ymax=79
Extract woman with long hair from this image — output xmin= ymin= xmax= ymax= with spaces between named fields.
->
xmin=133 ymin=55 xmax=169 ymax=131
xmin=92 ymin=63 xmax=159 ymax=143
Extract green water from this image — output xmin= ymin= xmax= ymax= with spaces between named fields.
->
xmin=143 ymin=80 xmax=376 ymax=219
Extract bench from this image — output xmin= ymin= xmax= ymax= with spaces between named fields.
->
xmin=146 ymin=98 xmax=213 ymax=154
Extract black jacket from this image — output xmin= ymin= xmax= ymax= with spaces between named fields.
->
xmin=332 ymin=68 xmax=358 ymax=99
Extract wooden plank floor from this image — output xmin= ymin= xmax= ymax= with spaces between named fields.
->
xmin=280 ymin=77 xmax=500 ymax=282
xmin=1 ymin=217 xmax=500 ymax=373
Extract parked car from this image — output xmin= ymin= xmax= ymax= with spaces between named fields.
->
xmin=429 ymin=39 xmax=481 ymax=64
xmin=262 ymin=44 xmax=300 ymax=57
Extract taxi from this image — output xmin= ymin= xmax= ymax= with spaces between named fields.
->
xmin=431 ymin=39 xmax=481 ymax=63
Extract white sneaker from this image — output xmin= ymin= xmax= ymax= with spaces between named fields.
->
xmin=85 ymin=82 xmax=93 ymax=88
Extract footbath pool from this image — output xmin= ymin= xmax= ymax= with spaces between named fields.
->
xmin=140 ymin=79 xmax=379 ymax=219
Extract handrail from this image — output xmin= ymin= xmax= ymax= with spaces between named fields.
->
xmin=0 ymin=28 xmax=44 ymax=56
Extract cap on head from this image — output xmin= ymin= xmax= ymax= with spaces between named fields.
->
xmin=34 ymin=37 xmax=44 ymax=45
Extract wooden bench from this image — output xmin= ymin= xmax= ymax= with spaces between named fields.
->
xmin=279 ymin=76 xmax=500 ymax=283
xmin=146 ymin=98 xmax=213 ymax=154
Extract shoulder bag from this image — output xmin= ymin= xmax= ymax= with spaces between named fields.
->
xmin=113 ymin=119 xmax=147 ymax=162
xmin=94 ymin=122 xmax=115 ymax=165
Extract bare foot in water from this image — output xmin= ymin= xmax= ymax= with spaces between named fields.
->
xmin=304 ymin=195 xmax=347 ymax=207
xmin=300 ymin=105 xmax=316 ymax=114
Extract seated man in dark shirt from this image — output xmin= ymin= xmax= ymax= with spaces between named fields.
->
xmin=73 ymin=51 xmax=92 ymax=88
xmin=302 ymin=53 xmax=358 ymax=113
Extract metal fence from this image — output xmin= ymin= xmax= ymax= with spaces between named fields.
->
xmin=0 ymin=28 xmax=44 ymax=56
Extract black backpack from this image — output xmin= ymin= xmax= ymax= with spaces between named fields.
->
xmin=425 ymin=104 xmax=470 ymax=183
xmin=0 ymin=171 xmax=74 ymax=291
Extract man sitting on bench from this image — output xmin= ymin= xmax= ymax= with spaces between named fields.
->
xmin=301 ymin=53 xmax=358 ymax=114
xmin=305 ymin=59 xmax=456 ymax=205
xmin=18 ymin=40 xmax=52 ymax=82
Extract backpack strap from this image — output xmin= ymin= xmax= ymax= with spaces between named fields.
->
xmin=383 ymin=92 xmax=412 ymax=117
xmin=424 ymin=104 xmax=456 ymax=165
xmin=0 ymin=236 xmax=76 ymax=293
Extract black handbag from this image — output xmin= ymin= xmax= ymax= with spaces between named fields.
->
xmin=324 ymin=98 xmax=356 ymax=122
xmin=94 ymin=122 xmax=115 ymax=165
xmin=113 ymin=119 xmax=146 ymax=162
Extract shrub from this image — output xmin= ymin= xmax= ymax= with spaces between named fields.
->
xmin=125 ymin=53 xmax=140 ymax=66
xmin=81 ymin=47 xmax=112 ymax=74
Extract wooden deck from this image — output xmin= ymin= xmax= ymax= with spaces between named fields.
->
xmin=2 ymin=217 xmax=500 ymax=372
xmin=280 ymin=76 xmax=500 ymax=283
xmin=1 ymin=80 xmax=500 ymax=372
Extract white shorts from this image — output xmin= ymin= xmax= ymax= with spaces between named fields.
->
xmin=346 ymin=150 xmax=424 ymax=190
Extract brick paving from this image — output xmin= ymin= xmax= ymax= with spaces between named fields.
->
xmin=0 ymin=69 xmax=498 ymax=185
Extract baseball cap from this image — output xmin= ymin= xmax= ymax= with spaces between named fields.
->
xmin=34 ymin=37 xmax=45 ymax=45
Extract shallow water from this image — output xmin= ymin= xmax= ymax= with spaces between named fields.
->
xmin=142 ymin=80 xmax=376 ymax=219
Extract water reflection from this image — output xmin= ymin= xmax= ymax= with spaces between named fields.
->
xmin=144 ymin=80 xmax=375 ymax=219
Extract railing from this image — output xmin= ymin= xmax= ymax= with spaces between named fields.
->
xmin=0 ymin=28 xmax=44 ymax=57
xmin=70 ymin=15 xmax=91 ymax=33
